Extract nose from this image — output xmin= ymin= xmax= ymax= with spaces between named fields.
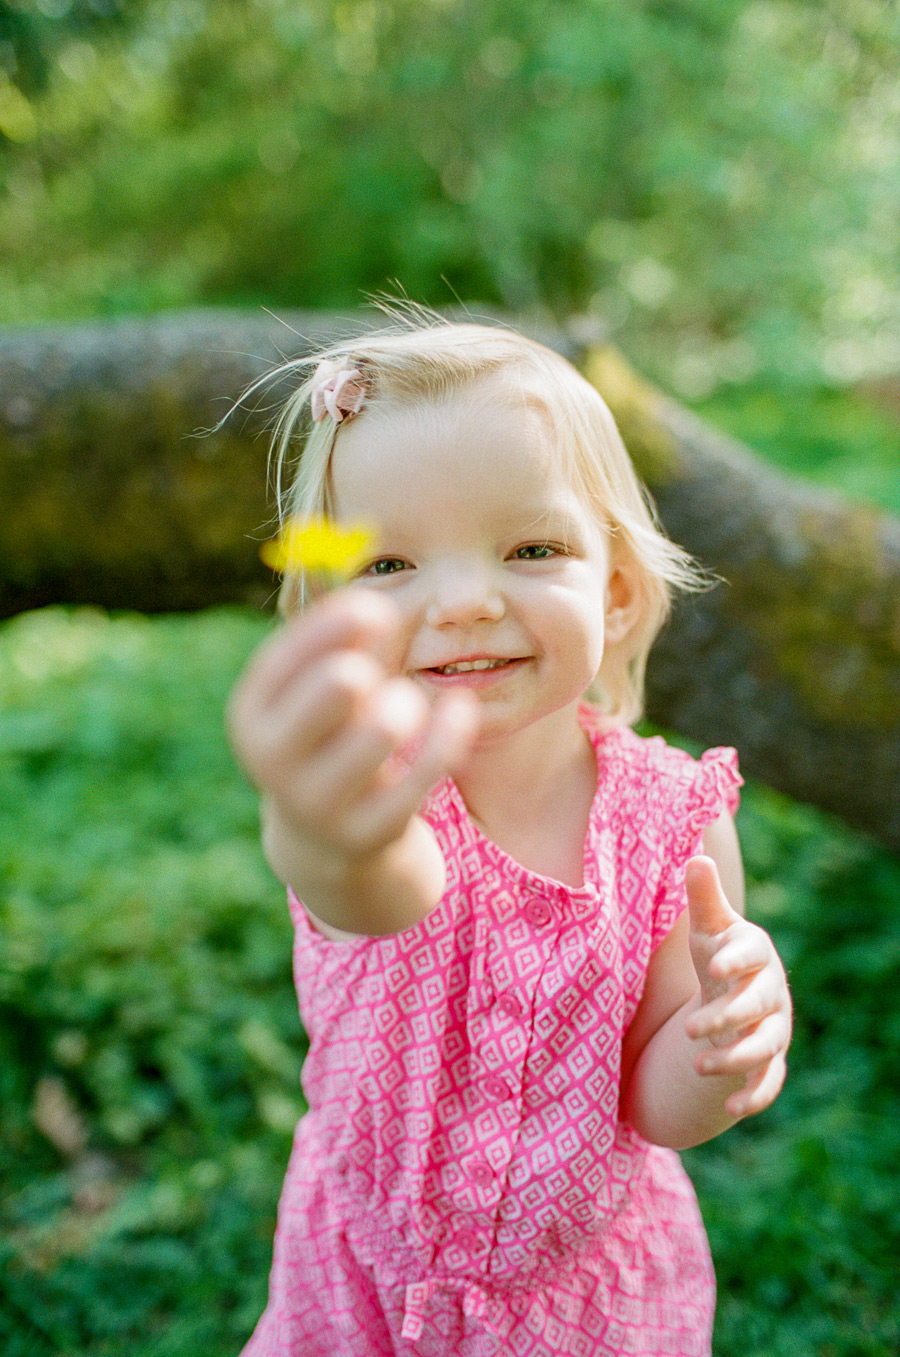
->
xmin=424 ymin=559 xmax=505 ymax=629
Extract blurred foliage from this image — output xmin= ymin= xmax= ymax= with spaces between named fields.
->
xmin=0 ymin=1 xmax=130 ymax=96
xmin=691 ymin=380 xmax=900 ymax=516
xmin=1 ymin=604 xmax=899 ymax=1355
xmin=1 ymin=0 xmax=899 ymax=397
xmin=0 ymin=607 xmax=293 ymax=1355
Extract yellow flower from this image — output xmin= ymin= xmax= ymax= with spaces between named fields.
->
xmin=260 ymin=518 xmax=374 ymax=581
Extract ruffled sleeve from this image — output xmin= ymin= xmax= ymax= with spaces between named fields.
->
xmin=651 ymin=745 xmax=743 ymax=951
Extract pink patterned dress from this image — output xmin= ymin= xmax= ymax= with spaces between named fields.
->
xmin=242 ymin=710 xmax=742 ymax=1357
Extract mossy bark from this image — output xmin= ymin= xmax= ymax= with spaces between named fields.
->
xmin=1 ymin=311 xmax=898 ymax=849
xmin=582 ymin=346 xmax=900 ymax=850
xmin=0 ymin=311 xmax=370 ymax=615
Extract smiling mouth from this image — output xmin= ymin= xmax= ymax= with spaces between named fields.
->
xmin=424 ymin=657 xmax=521 ymax=676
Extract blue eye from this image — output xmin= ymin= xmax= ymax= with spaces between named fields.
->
xmin=514 ymin=544 xmax=556 ymax=560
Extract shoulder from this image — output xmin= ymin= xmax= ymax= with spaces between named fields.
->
xmin=583 ymin=710 xmax=741 ymax=812
xmin=581 ymin=710 xmax=743 ymax=865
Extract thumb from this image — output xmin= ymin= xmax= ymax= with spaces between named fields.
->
xmin=686 ymin=855 xmax=740 ymax=937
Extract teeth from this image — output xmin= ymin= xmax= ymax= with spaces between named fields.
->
xmin=435 ymin=659 xmax=508 ymax=675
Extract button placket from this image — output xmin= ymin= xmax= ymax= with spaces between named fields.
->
xmin=495 ymin=990 xmax=525 ymax=1020
xmin=524 ymin=897 xmax=552 ymax=928
xmin=484 ymin=1072 xmax=514 ymax=1102
xmin=468 ymin=1156 xmax=494 ymax=1187
xmin=455 ymin=1226 xmax=478 ymax=1250
xmin=457 ymin=885 xmax=560 ymax=1282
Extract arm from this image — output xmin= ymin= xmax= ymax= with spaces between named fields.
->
xmin=227 ymin=589 xmax=476 ymax=936
xmin=619 ymin=812 xmax=792 ymax=1151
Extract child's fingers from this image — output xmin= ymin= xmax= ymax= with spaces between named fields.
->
xmin=725 ymin=1052 xmax=787 ymax=1119
xmin=341 ymin=692 xmax=478 ymax=851
xmin=397 ymin=690 xmax=479 ymax=797
xmin=263 ymin=648 xmax=387 ymax=763
xmin=685 ymin=856 xmax=742 ymax=937
xmin=686 ymin=966 xmax=784 ymax=1040
xmin=230 ymin=589 xmax=398 ymax=721
xmin=704 ymin=925 xmax=775 ymax=983
xmin=233 ymin=647 xmax=386 ymax=788
xmin=297 ymin=678 xmax=431 ymax=823
xmin=694 ymin=1011 xmax=790 ymax=1078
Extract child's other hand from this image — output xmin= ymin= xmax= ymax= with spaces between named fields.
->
xmin=684 ymin=856 xmax=792 ymax=1120
xmin=226 ymin=589 xmax=477 ymax=893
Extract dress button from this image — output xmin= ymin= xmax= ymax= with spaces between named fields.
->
xmin=455 ymin=1227 xmax=479 ymax=1251
xmin=496 ymin=991 xmax=524 ymax=1019
xmin=524 ymin=899 xmax=552 ymax=927
xmin=484 ymin=1073 xmax=513 ymax=1101
xmin=469 ymin=1159 xmax=494 ymax=1186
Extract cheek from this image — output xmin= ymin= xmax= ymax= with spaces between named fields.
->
xmin=551 ymin=579 xmax=607 ymax=644
xmin=579 ymin=619 xmax=608 ymax=677
xmin=575 ymin=603 xmax=609 ymax=680
xmin=545 ymin=597 xmax=606 ymax=677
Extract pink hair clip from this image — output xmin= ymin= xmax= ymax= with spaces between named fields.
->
xmin=310 ymin=361 xmax=366 ymax=424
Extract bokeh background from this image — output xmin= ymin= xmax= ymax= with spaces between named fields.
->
xmin=1 ymin=2 xmax=899 ymax=1354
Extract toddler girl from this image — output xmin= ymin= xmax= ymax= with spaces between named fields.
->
xmin=227 ymin=318 xmax=792 ymax=1356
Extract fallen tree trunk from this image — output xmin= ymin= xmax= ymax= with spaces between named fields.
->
xmin=0 ymin=311 xmax=350 ymax=616
xmin=583 ymin=346 xmax=900 ymax=853
xmin=1 ymin=311 xmax=898 ymax=849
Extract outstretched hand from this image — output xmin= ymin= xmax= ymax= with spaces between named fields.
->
xmin=229 ymin=590 xmax=475 ymax=852
xmin=226 ymin=588 xmax=478 ymax=932
xmin=684 ymin=856 xmax=792 ymax=1120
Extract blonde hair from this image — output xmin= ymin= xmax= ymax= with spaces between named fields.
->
xmin=245 ymin=313 xmax=705 ymax=724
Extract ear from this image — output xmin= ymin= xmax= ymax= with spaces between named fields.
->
xmin=604 ymin=554 xmax=643 ymax=647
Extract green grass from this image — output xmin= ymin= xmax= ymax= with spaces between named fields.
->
xmin=1 ymin=605 xmax=899 ymax=1355
xmin=0 ymin=607 xmax=291 ymax=1356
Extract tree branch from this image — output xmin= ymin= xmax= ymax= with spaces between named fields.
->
xmin=1 ymin=311 xmax=897 ymax=849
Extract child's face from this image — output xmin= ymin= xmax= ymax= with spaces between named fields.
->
xmin=330 ymin=385 xmax=635 ymax=750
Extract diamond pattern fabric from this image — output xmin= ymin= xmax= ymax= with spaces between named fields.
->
xmin=242 ymin=710 xmax=742 ymax=1356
